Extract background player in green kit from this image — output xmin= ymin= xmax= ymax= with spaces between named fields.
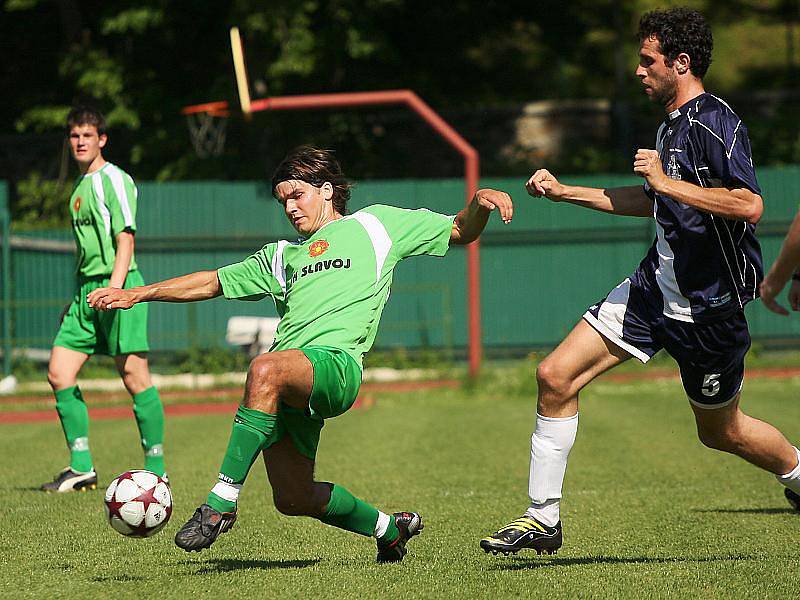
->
xmin=88 ymin=146 xmax=513 ymax=562
xmin=42 ymin=106 xmax=166 ymax=492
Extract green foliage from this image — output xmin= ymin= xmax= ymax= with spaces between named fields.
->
xmin=363 ymin=346 xmax=453 ymax=370
xmin=2 ymin=0 xmax=798 ymax=227
xmin=3 ymin=0 xmax=39 ymax=10
xmin=14 ymin=106 xmax=71 ymax=134
xmin=176 ymin=347 xmax=252 ymax=374
xmin=101 ymin=7 xmax=163 ymax=35
xmin=12 ymin=171 xmax=71 ymax=228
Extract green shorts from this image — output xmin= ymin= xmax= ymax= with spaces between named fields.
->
xmin=271 ymin=346 xmax=362 ymax=460
xmin=53 ymin=270 xmax=150 ymax=356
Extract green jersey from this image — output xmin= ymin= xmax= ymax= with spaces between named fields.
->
xmin=69 ymin=162 xmax=138 ymax=277
xmin=217 ymin=204 xmax=455 ymax=367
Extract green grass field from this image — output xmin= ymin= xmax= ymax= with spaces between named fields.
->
xmin=3 ymin=371 xmax=800 ymax=598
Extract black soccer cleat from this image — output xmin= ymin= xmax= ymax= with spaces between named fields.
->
xmin=41 ymin=467 xmax=98 ymax=493
xmin=480 ymin=515 xmax=562 ymax=556
xmin=376 ymin=511 xmax=424 ymax=563
xmin=174 ymin=503 xmax=237 ymax=552
xmin=785 ymin=488 xmax=800 ymax=512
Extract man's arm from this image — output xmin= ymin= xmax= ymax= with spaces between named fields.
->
xmin=760 ymin=209 xmax=800 ymax=315
xmin=526 ymin=169 xmax=654 ymax=217
xmin=109 ymin=231 xmax=135 ymax=289
xmin=450 ymin=188 xmax=513 ymax=245
xmin=633 ymin=149 xmax=763 ymax=224
xmin=87 ymin=270 xmax=222 ymax=311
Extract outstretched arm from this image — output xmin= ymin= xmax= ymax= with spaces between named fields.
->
xmin=526 ymin=169 xmax=653 ymax=217
xmin=87 ymin=270 xmax=222 ymax=311
xmin=760 ymin=210 xmax=800 ymax=316
xmin=450 ymin=188 xmax=513 ymax=245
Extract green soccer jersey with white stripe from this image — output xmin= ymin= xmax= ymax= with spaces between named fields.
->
xmin=69 ymin=162 xmax=138 ymax=277
xmin=217 ymin=204 xmax=456 ymax=368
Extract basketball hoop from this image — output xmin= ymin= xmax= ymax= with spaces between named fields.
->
xmin=182 ymin=102 xmax=229 ymax=158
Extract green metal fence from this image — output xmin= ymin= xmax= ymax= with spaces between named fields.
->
xmin=2 ymin=167 xmax=799 ymax=375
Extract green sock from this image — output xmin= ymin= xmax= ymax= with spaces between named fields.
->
xmin=133 ymin=387 xmax=165 ymax=476
xmin=54 ymin=386 xmax=93 ymax=473
xmin=206 ymin=406 xmax=276 ymax=513
xmin=319 ymin=484 xmax=389 ymax=538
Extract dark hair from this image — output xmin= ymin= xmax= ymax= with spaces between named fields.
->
xmin=638 ymin=8 xmax=713 ymax=78
xmin=66 ymin=105 xmax=107 ymax=136
xmin=271 ymin=146 xmax=352 ymax=214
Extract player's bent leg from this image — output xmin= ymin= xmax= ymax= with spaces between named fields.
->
xmin=691 ymin=394 xmax=800 ymax=510
xmin=42 ymin=346 xmax=97 ymax=491
xmin=264 ymin=435 xmax=329 ymax=518
xmin=691 ymin=394 xmax=797 ymax=474
xmin=482 ymin=319 xmax=632 ymax=555
xmin=536 ymin=319 xmax=632 ymax=416
xmin=175 ymin=351 xmax=313 ymax=552
xmin=265 ymin=435 xmax=422 ymax=563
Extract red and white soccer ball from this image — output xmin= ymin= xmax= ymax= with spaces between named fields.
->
xmin=104 ymin=470 xmax=172 ymax=538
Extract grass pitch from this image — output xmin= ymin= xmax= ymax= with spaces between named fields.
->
xmin=3 ymin=369 xmax=800 ymax=599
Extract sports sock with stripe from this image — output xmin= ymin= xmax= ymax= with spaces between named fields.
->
xmin=132 ymin=386 xmax=166 ymax=476
xmin=206 ymin=406 xmax=276 ymax=513
xmin=319 ymin=484 xmax=399 ymax=541
xmin=54 ymin=385 xmax=93 ymax=473
xmin=777 ymin=446 xmax=800 ymax=494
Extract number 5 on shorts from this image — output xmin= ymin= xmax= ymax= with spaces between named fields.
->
xmin=701 ymin=373 xmax=721 ymax=397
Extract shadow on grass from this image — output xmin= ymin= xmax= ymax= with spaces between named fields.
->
xmin=490 ymin=554 xmax=755 ymax=571
xmin=693 ymin=507 xmax=796 ymax=515
xmin=183 ymin=558 xmax=321 ymax=574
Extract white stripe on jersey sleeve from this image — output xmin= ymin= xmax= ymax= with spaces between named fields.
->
xmin=104 ymin=164 xmax=135 ymax=228
xmin=91 ymin=173 xmax=112 ymax=236
xmin=352 ymin=212 xmax=392 ymax=285
xmin=270 ymin=240 xmax=290 ymax=294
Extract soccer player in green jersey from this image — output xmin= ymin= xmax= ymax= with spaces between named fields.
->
xmin=42 ymin=106 xmax=166 ymax=492
xmin=88 ymin=145 xmax=512 ymax=562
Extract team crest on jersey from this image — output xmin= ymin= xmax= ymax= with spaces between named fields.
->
xmin=309 ymin=240 xmax=329 ymax=257
xmin=73 ymin=196 xmax=81 ymax=212
xmin=667 ymin=154 xmax=682 ymax=180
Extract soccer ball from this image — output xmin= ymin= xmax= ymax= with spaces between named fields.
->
xmin=104 ymin=470 xmax=172 ymax=538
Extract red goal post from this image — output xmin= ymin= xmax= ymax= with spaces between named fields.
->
xmin=182 ymin=90 xmax=482 ymax=377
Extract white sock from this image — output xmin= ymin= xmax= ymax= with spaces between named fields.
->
xmin=776 ymin=447 xmax=800 ymax=494
xmin=211 ymin=481 xmax=243 ymax=504
xmin=526 ymin=412 xmax=578 ymax=527
xmin=374 ymin=511 xmax=391 ymax=538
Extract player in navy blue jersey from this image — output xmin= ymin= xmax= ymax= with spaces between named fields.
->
xmin=481 ymin=7 xmax=800 ymax=557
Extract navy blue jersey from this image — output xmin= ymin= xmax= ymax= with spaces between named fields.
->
xmin=640 ymin=93 xmax=763 ymax=323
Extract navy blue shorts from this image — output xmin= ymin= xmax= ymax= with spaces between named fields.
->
xmin=583 ymin=276 xmax=750 ymax=408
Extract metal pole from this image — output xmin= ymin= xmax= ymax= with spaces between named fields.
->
xmin=1 ymin=182 xmax=11 ymax=377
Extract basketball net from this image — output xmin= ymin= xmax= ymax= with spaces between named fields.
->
xmin=185 ymin=108 xmax=228 ymax=158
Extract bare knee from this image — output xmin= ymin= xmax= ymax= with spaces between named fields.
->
xmin=47 ymin=365 xmax=74 ymax=391
xmin=245 ymin=355 xmax=285 ymax=410
xmin=536 ymin=359 xmax=574 ymax=411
